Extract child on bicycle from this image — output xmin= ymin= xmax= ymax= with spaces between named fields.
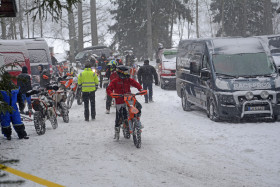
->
xmin=106 ymin=65 xmax=142 ymax=139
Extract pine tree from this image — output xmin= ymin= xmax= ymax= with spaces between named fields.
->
xmin=211 ymin=0 xmax=276 ymax=37
xmin=109 ymin=0 xmax=192 ymax=59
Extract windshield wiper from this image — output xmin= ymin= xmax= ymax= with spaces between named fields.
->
xmin=240 ymin=74 xmax=274 ymax=78
xmin=215 ymin=73 xmax=237 ymax=78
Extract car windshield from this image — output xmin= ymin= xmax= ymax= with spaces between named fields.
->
xmin=213 ymin=52 xmax=276 ymax=77
xmin=75 ymin=51 xmax=87 ymax=59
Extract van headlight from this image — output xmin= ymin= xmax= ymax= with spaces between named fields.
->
xmin=219 ymin=95 xmax=235 ymax=105
xmin=260 ymin=91 xmax=269 ymax=99
xmin=245 ymin=92 xmax=254 ymax=100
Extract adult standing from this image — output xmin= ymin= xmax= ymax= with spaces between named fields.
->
xmin=37 ymin=64 xmax=50 ymax=88
xmin=97 ymin=54 xmax=108 ymax=88
xmin=78 ymin=63 xmax=99 ymax=121
xmin=137 ymin=60 xmax=159 ymax=103
xmin=17 ymin=66 xmax=32 ymax=114
xmin=0 ymin=72 xmax=29 ymax=140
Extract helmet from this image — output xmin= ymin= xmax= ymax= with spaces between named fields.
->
xmin=116 ymin=65 xmax=130 ymax=79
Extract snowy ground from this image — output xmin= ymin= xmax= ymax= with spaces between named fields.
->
xmin=1 ymin=85 xmax=280 ymax=187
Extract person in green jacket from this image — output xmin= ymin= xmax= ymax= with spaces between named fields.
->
xmin=78 ymin=63 xmax=99 ymax=121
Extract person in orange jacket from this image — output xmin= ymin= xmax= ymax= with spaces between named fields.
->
xmin=37 ymin=64 xmax=50 ymax=88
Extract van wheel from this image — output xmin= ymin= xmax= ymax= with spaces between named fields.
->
xmin=208 ymin=98 xmax=220 ymax=122
xmin=160 ymin=78 xmax=165 ymax=89
xmin=181 ymin=90 xmax=191 ymax=111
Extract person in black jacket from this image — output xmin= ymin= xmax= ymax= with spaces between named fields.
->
xmin=97 ymin=54 xmax=108 ymax=88
xmin=17 ymin=66 xmax=32 ymax=114
xmin=137 ymin=60 xmax=159 ymax=103
xmin=38 ymin=64 xmax=50 ymax=88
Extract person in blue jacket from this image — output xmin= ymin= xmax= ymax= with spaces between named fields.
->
xmin=0 ymin=72 xmax=29 ymax=140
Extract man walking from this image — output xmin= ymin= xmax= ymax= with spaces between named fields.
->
xmin=78 ymin=63 xmax=99 ymax=121
xmin=137 ymin=60 xmax=158 ymax=103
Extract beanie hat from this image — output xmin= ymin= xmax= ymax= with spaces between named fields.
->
xmin=22 ymin=66 xmax=28 ymax=73
xmin=144 ymin=60 xmax=149 ymax=64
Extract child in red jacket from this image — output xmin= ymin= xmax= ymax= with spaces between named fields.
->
xmin=106 ymin=65 xmax=142 ymax=139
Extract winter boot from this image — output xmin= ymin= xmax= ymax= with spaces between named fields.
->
xmin=14 ymin=124 xmax=28 ymax=139
xmin=114 ymin=127 xmax=120 ymax=140
xmin=2 ymin=126 xmax=12 ymax=140
xmin=106 ymin=109 xmax=110 ymax=114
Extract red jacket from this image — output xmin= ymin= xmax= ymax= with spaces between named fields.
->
xmin=110 ymin=72 xmax=118 ymax=81
xmin=106 ymin=77 xmax=142 ymax=104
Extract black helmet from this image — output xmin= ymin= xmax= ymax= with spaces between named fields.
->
xmin=116 ymin=65 xmax=130 ymax=79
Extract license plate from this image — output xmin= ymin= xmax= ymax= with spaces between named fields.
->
xmin=248 ymin=106 xmax=265 ymax=111
xmin=101 ymin=72 xmax=106 ymax=75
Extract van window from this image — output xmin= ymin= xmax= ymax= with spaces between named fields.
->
xmin=190 ymin=54 xmax=202 ymax=75
xmin=213 ymin=52 xmax=276 ymax=77
xmin=202 ymin=55 xmax=210 ymax=69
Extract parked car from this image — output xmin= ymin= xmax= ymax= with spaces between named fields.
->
xmin=75 ymin=45 xmax=112 ymax=69
xmin=176 ymin=37 xmax=280 ymax=122
xmin=0 ymin=40 xmax=31 ymax=83
xmin=158 ymin=48 xmax=177 ymax=89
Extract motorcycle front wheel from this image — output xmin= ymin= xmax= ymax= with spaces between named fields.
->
xmin=60 ymin=102 xmax=69 ymax=123
xmin=67 ymin=91 xmax=75 ymax=109
xmin=132 ymin=120 xmax=141 ymax=148
xmin=49 ymin=114 xmax=58 ymax=129
xmin=34 ymin=111 xmax=46 ymax=135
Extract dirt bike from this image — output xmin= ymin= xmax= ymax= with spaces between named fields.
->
xmin=111 ymin=90 xmax=147 ymax=148
xmin=48 ymin=84 xmax=69 ymax=123
xmin=27 ymin=87 xmax=58 ymax=135
xmin=66 ymin=77 xmax=79 ymax=109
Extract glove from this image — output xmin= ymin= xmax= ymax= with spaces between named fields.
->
xmin=96 ymin=85 xmax=98 ymax=90
xmin=43 ymin=75 xmax=49 ymax=79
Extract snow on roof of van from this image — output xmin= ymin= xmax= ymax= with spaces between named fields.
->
xmin=0 ymin=40 xmax=30 ymax=57
xmin=211 ymin=37 xmax=265 ymax=54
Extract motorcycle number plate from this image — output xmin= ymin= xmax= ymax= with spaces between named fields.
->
xmin=101 ymin=72 xmax=106 ymax=75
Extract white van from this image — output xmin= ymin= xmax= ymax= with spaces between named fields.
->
xmin=22 ymin=38 xmax=52 ymax=75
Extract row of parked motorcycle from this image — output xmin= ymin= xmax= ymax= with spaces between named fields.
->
xmin=25 ymin=67 xmax=82 ymax=135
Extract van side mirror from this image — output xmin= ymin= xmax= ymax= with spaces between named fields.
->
xmin=200 ymin=68 xmax=210 ymax=80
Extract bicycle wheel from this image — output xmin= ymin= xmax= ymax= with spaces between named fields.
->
xmin=34 ymin=111 xmax=46 ymax=135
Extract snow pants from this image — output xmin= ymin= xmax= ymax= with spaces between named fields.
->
xmin=0 ymin=89 xmax=28 ymax=138
xmin=143 ymin=82 xmax=153 ymax=102
xmin=82 ymin=91 xmax=96 ymax=120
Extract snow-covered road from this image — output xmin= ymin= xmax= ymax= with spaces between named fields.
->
xmin=1 ymin=86 xmax=280 ymax=187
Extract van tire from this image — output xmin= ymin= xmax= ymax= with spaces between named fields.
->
xmin=181 ymin=90 xmax=191 ymax=111
xmin=160 ymin=78 xmax=165 ymax=89
xmin=208 ymin=98 xmax=220 ymax=122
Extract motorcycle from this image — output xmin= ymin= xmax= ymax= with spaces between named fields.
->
xmin=66 ymin=76 xmax=79 ymax=109
xmin=27 ymin=87 xmax=58 ymax=135
xmin=48 ymin=84 xmax=69 ymax=123
xmin=111 ymin=90 xmax=147 ymax=148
